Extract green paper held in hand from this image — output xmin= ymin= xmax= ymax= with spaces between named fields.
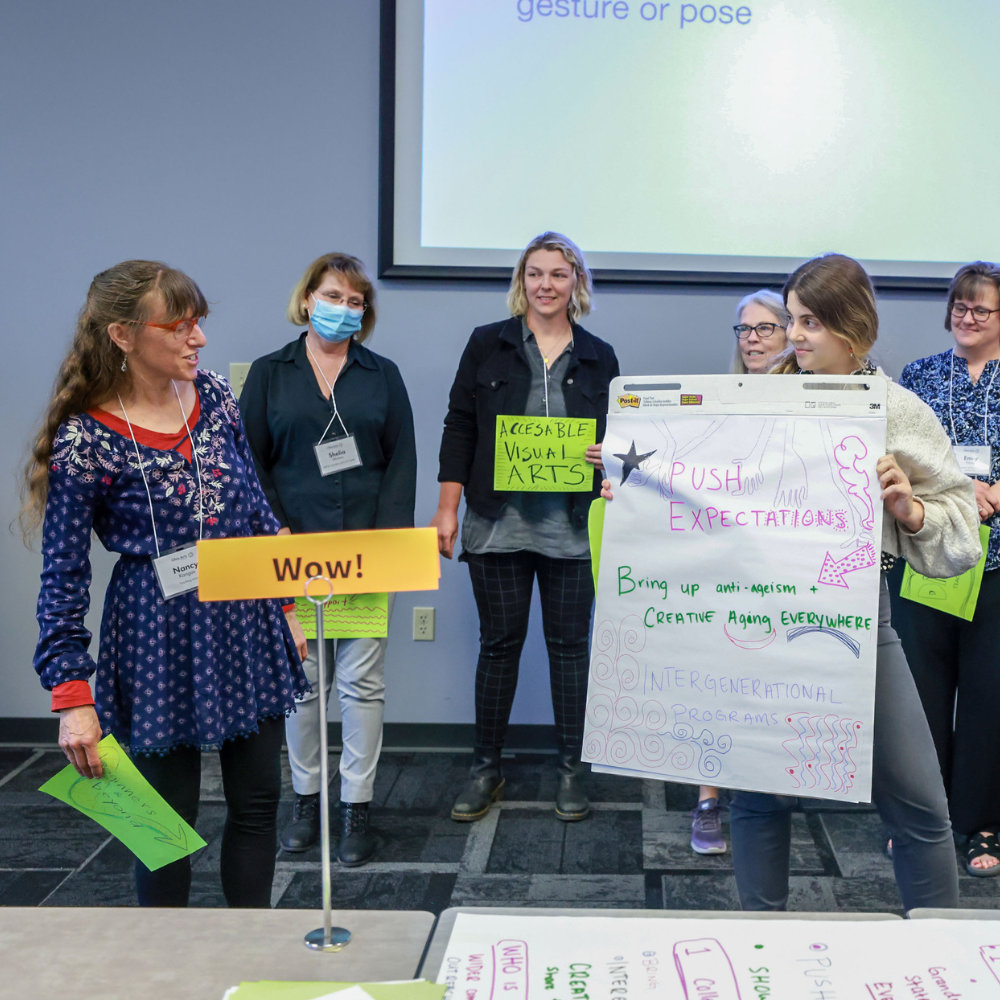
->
xmin=589 ymin=496 xmax=606 ymax=589
xmin=899 ymin=524 xmax=991 ymax=621
xmin=493 ymin=414 xmax=596 ymax=492
xmin=39 ymin=734 xmax=206 ymax=871
xmin=293 ymin=592 xmax=389 ymax=639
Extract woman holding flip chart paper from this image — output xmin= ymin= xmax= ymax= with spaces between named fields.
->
xmin=888 ymin=261 xmax=1000 ymax=878
xmin=24 ymin=260 xmax=307 ymax=908
xmin=240 ymin=252 xmax=416 ymax=867
xmin=431 ymin=232 xmax=618 ymax=823
xmin=602 ymin=253 xmax=980 ymax=910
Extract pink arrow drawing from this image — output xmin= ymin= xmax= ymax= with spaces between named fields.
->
xmin=817 ymin=542 xmax=877 ymax=588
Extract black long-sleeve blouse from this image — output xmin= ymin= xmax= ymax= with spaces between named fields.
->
xmin=239 ymin=333 xmax=416 ymax=534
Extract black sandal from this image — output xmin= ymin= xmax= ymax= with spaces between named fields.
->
xmin=965 ymin=832 xmax=1000 ymax=878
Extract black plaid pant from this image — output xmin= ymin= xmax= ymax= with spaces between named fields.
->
xmin=465 ymin=550 xmax=594 ymax=750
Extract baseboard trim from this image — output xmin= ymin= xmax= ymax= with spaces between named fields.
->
xmin=0 ymin=719 xmax=558 ymax=753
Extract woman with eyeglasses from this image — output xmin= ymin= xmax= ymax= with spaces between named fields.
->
xmin=601 ymin=254 xmax=980 ymax=911
xmin=690 ymin=289 xmax=794 ymax=857
xmin=888 ymin=261 xmax=1000 ymax=878
xmin=731 ymin=289 xmax=791 ymax=374
xmin=25 ymin=260 xmax=306 ymax=907
xmin=239 ymin=253 xmax=416 ymax=868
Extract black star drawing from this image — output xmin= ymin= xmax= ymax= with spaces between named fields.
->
xmin=613 ymin=440 xmax=657 ymax=485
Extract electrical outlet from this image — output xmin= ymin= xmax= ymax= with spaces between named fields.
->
xmin=413 ymin=607 xmax=435 ymax=641
xmin=229 ymin=362 xmax=252 ymax=400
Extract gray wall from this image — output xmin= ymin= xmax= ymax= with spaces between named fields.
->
xmin=0 ymin=0 xmax=952 ymax=724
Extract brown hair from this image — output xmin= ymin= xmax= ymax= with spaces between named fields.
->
xmin=945 ymin=261 xmax=1000 ymax=332
xmin=770 ymin=253 xmax=878 ymax=374
xmin=20 ymin=260 xmax=208 ymax=539
xmin=287 ymin=253 xmax=377 ymax=343
xmin=506 ymin=232 xmax=594 ymax=323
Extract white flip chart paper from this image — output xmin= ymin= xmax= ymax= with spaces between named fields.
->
xmin=437 ymin=913 xmax=1000 ymax=1000
xmin=584 ymin=375 xmax=887 ymax=802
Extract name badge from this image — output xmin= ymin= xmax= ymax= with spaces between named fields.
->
xmin=314 ymin=435 xmax=362 ymax=477
xmin=152 ymin=543 xmax=199 ymax=601
xmin=953 ymin=445 xmax=992 ymax=477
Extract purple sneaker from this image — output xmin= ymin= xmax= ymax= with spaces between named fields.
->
xmin=690 ymin=796 xmax=727 ymax=855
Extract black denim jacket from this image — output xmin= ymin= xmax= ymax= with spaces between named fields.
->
xmin=438 ymin=316 xmax=619 ymax=529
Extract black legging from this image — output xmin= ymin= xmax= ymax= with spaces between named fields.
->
xmin=131 ymin=716 xmax=285 ymax=907
xmin=465 ymin=550 xmax=594 ymax=750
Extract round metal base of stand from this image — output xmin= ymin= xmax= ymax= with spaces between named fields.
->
xmin=304 ymin=926 xmax=352 ymax=952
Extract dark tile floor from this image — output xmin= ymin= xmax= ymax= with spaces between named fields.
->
xmin=3 ymin=744 xmax=999 ymax=914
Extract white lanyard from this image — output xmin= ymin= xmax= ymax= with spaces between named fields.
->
xmin=948 ymin=349 xmax=999 ymax=447
xmin=116 ymin=385 xmax=204 ymax=557
xmin=305 ymin=339 xmax=348 ymax=442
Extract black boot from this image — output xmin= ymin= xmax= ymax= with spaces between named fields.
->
xmin=338 ymin=801 xmax=376 ymax=867
xmin=555 ymin=748 xmax=589 ymax=822
xmin=280 ymin=792 xmax=321 ymax=852
xmin=451 ymin=746 xmax=505 ymax=822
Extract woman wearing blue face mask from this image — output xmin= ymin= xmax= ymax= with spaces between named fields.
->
xmin=240 ymin=253 xmax=417 ymax=867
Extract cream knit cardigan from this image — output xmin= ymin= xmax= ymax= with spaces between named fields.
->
xmin=882 ymin=377 xmax=981 ymax=578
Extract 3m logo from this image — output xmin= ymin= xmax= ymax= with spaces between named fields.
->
xmin=680 ymin=394 xmax=703 ymax=405
xmin=618 ymin=393 xmax=641 ymax=409
xmin=869 ymin=403 xmax=881 ymax=410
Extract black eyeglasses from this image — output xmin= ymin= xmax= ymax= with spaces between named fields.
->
xmin=951 ymin=303 xmax=1000 ymax=322
xmin=734 ymin=323 xmax=786 ymax=340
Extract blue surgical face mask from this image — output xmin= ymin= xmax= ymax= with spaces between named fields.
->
xmin=309 ymin=295 xmax=364 ymax=342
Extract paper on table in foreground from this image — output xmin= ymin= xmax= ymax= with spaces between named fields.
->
xmin=39 ymin=733 xmax=206 ymax=871
xmin=222 ymin=981 xmax=446 ymax=1000
xmin=438 ymin=913 xmax=1000 ymax=999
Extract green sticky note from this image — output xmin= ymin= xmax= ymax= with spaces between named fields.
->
xmin=589 ymin=496 xmax=606 ymax=589
xmin=493 ymin=415 xmax=596 ymax=492
xmin=39 ymin=734 xmax=207 ymax=871
xmin=899 ymin=524 xmax=991 ymax=621
xmin=293 ymin=592 xmax=389 ymax=639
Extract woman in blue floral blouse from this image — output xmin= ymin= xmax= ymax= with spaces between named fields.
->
xmin=23 ymin=260 xmax=307 ymax=907
xmin=889 ymin=261 xmax=1000 ymax=878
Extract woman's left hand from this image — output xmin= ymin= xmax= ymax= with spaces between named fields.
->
xmin=601 ymin=478 xmax=614 ymax=501
xmin=585 ymin=443 xmax=604 ymax=471
xmin=878 ymin=454 xmax=924 ymax=533
xmin=285 ymin=610 xmax=308 ymax=661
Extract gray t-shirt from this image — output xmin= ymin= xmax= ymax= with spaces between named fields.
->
xmin=461 ymin=318 xmax=591 ymax=559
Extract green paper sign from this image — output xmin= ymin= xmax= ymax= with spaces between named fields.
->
xmin=589 ymin=496 xmax=606 ymax=589
xmin=293 ymin=592 xmax=389 ymax=639
xmin=494 ymin=415 xmax=596 ymax=492
xmin=899 ymin=524 xmax=991 ymax=621
xmin=226 ymin=982 xmax=447 ymax=1000
xmin=39 ymin=734 xmax=207 ymax=871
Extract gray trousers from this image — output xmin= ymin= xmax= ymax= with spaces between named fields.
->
xmin=730 ymin=577 xmax=958 ymax=911
xmin=286 ymin=595 xmax=394 ymax=802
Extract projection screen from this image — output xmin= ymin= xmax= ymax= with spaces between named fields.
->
xmin=379 ymin=0 xmax=999 ymax=287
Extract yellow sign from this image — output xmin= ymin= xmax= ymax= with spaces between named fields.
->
xmin=493 ymin=414 xmax=596 ymax=492
xmin=617 ymin=393 xmax=640 ymax=409
xmin=197 ymin=528 xmax=440 ymax=602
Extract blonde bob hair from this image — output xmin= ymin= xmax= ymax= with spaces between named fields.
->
xmin=770 ymin=253 xmax=878 ymax=375
xmin=287 ymin=252 xmax=377 ymax=344
xmin=730 ymin=289 xmax=791 ymax=375
xmin=506 ymin=232 xmax=593 ymax=323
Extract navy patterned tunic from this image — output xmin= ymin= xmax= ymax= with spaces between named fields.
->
xmin=34 ymin=370 xmax=307 ymax=752
xmin=900 ymin=349 xmax=1000 ymax=572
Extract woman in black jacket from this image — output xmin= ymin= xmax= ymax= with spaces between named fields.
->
xmin=431 ymin=232 xmax=619 ymax=823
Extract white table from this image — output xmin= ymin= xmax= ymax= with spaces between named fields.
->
xmin=908 ymin=907 xmax=1000 ymax=919
xmin=418 ymin=906 xmax=901 ymax=977
xmin=1 ymin=907 xmax=435 ymax=999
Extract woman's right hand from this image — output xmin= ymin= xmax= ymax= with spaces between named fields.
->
xmin=58 ymin=706 xmax=104 ymax=779
xmin=973 ymin=479 xmax=1000 ymax=521
xmin=430 ymin=507 xmax=459 ymax=559
xmin=601 ymin=478 xmax=614 ymax=501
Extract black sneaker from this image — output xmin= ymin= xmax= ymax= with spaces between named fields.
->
xmin=690 ymin=796 xmax=727 ymax=855
xmin=338 ymin=801 xmax=376 ymax=867
xmin=280 ymin=792 xmax=320 ymax=853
